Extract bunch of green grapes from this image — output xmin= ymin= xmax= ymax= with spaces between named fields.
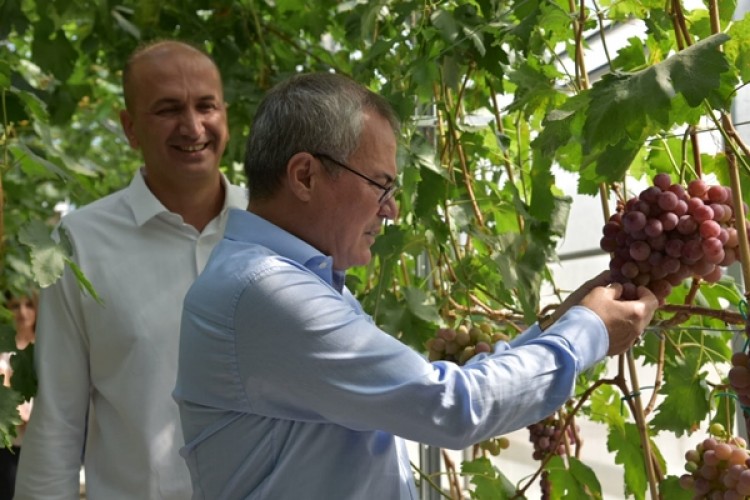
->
xmin=425 ymin=322 xmax=511 ymax=457
xmin=478 ymin=436 xmax=510 ymax=456
xmin=678 ymin=423 xmax=750 ymax=499
xmin=425 ymin=323 xmax=508 ymax=365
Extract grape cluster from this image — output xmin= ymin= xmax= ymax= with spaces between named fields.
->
xmin=478 ymin=436 xmax=510 ymax=456
xmin=678 ymin=425 xmax=750 ymax=499
xmin=425 ymin=323 xmax=508 ymax=365
xmin=600 ymin=174 xmax=747 ymax=301
xmin=728 ymin=351 xmax=750 ymax=435
xmin=729 ymin=352 xmax=750 ymax=409
xmin=527 ymin=415 xmax=580 ymax=500
xmin=527 ymin=415 xmax=580 ymax=460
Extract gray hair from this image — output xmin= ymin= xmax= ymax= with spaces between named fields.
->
xmin=244 ymin=72 xmax=400 ymax=200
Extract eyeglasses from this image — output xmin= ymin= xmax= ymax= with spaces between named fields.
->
xmin=312 ymin=152 xmax=398 ymax=205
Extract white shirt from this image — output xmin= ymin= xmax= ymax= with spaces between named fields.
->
xmin=15 ymin=169 xmax=247 ymax=500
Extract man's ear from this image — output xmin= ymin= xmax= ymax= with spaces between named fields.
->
xmin=119 ymin=109 xmax=139 ymax=149
xmin=287 ymin=152 xmax=316 ymax=202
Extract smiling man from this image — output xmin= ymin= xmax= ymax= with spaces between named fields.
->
xmin=174 ymin=72 xmax=657 ymax=500
xmin=16 ymin=41 xmax=247 ymax=499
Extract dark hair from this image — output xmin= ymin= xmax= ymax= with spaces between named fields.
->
xmin=121 ymin=40 xmax=220 ymax=110
xmin=243 ymin=72 xmax=400 ymax=200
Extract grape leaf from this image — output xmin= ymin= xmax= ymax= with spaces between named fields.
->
xmin=725 ymin=14 xmax=750 ymax=82
xmin=546 ymin=455 xmax=603 ymax=499
xmin=404 ymin=287 xmax=442 ymax=324
xmin=461 ymin=457 xmax=518 ymax=499
xmin=650 ymin=353 xmax=710 ymax=436
xmin=545 ymin=456 xmax=602 ymax=500
xmin=607 ymin=422 xmax=648 ymax=499
xmin=587 ymin=384 xmax=629 ymax=425
xmin=582 ymin=33 xmax=731 ymax=156
xmin=0 ymin=385 xmax=23 ymax=449
xmin=18 ymin=220 xmax=67 ymax=288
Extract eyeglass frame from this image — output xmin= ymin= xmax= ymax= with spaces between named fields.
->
xmin=311 ymin=152 xmax=398 ymax=205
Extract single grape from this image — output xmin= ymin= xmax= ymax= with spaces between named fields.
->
xmin=657 ymin=190 xmax=679 ymax=211
xmin=669 ymin=183 xmax=689 ymax=200
xmin=649 ymin=279 xmax=672 ymax=300
xmin=621 ymin=261 xmax=640 ymax=279
xmin=639 ymin=186 xmax=661 ymax=203
xmin=677 ymin=215 xmax=698 ymax=235
xmin=622 ymin=210 xmax=647 ymax=232
xmin=644 ymin=218 xmax=663 ymax=238
xmin=694 ymin=204 xmax=715 ymax=223
xmin=653 ymin=173 xmax=672 ymax=191
xmin=688 ymin=179 xmax=709 ymax=197
xmin=700 ymin=220 xmax=722 ymax=239
xmin=600 ymin=237 xmax=618 ymax=253
xmin=602 ymin=221 xmax=622 ymax=238
xmin=708 ymin=185 xmax=729 ymax=203
xmin=630 ymin=241 xmax=651 ymax=261
xmin=659 ymin=211 xmax=679 ymax=231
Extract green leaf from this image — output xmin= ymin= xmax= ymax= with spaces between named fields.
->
xmin=582 ymin=33 xmax=730 ymax=156
xmin=10 ymin=345 xmax=37 ymax=400
xmin=607 ymin=422 xmax=648 ymax=499
xmin=31 ymin=28 xmax=77 ymax=82
xmin=650 ymin=352 xmax=710 ymax=436
xmin=659 ymin=475 xmax=693 ymax=500
xmin=546 ymin=455 xmax=602 ymax=500
xmin=0 ymin=385 xmax=23 ymax=449
xmin=725 ymin=14 xmax=750 ymax=83
xmin=670 ymin=33 xmax=732 ymax=107
xmin=404 ymin=287 xmax=442 ymax=324
xmin=18 ymin=220 xmax=67 ymax=288
xmin=588 ymin=384 xmax=628 ymax=426
xmin=462 ymin=457 xmax=518 ymax=499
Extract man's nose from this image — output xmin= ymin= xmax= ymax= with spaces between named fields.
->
xmin=179 ymin=109 xmax=204 ymax=137
xmin=379 ymin=196 xmax=399 ymax=220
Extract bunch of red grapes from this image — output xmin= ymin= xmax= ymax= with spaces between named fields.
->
xmin=527 ymin=415 xmax=579 ymax=460
xmin=678 ymin=424 xmax=750 ymax=499
xmin=600 ymin=173 xmax=746 ymax=301
xmin=728 ymin=351 xmax=750 ymax=436
xmin=527 ymin=415 xmax=580 ymax=499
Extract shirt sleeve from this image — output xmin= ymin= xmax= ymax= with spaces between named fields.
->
xmin=15 ymin=234 xmax=90 ymax=500
xmin=230 ymin=263 xmax=609 ymax=451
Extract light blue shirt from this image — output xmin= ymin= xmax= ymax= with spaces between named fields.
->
xmin=174 ymin=208 xmax=609 ymax=500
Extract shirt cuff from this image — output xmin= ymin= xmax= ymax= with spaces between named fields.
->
xmin=542 ymin=305 xmax=608 ymax=370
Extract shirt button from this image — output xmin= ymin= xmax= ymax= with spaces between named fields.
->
xmin=319 ymin=262 xmax=328 ymax=269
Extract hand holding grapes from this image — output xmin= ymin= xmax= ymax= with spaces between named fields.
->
xmin=578 ymin=282 xmax=659 ymax=355
xmin=542 ymin=271 xmax=613 ymax=326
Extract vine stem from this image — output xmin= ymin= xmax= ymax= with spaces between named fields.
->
xmin=626 ymin=350 xmax=660 ymax=499
xmin=0 ymin=89 xmax=6 ymax=260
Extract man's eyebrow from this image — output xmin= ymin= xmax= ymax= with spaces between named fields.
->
xmin=152 ymin=95 xmax=219 ymax=106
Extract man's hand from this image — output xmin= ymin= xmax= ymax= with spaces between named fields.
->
xmin=579 ymin=282 xmax=659 ymax=355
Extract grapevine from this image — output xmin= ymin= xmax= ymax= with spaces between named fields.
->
xmin=600 ymin=174 xmax=748 ymax=302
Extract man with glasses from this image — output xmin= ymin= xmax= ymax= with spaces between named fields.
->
xmin=174 ymin=72 xmax=658 ymax=499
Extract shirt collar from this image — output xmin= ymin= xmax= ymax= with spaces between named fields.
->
xmin=224 ymin=209 xmax=344 ymax=292
xmin=127 ymin=168 xmax=244 ymax=227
